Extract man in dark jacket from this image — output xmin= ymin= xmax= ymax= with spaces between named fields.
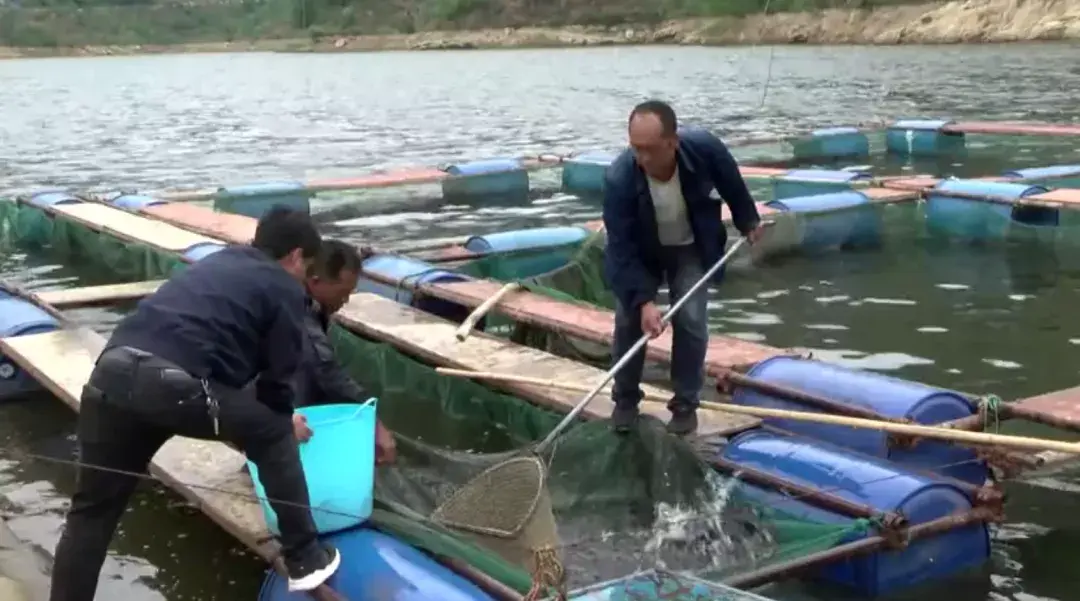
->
xmin=49 ymin=206 xmax=339 ymax=601
xmin=603 ymin=100 xmax=763 ymax=435
xmin=296 ymin=239 xmax=396 ymax=465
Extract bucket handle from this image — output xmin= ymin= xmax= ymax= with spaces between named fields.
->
xmin=306 ymin=397 xmax=377 ymax=428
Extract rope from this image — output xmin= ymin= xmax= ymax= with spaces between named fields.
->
xmin=524 ymin=546 xmax=566 ymax=601
xmin=979 ymin=395 xmax=1003 ymax=433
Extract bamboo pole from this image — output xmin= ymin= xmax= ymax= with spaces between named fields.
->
xmin=434 ymin=368 xmax=1080 ymax=455
xmin=454 ymin=282 xmax=521 ymax=341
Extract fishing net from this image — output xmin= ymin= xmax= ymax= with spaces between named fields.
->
xmin=0 ymin=200 xmax=182 ymax=279
xmin=329 ymin=325 xmax=872 ymax=598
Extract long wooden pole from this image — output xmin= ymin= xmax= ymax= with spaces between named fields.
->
xmin=434 ymin=368 xmax=1080 ymax=455
xmin=454 ymin=282 xmax=521 ymax=341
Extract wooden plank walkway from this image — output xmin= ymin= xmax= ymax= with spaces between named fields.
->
xmin=51 ymin=203 xmax=218 ymax=252
xmin=419 ymin=279 xmax=785 ymax=375
xmin=36 ymin=280 xmax=165 ymax=309
xmin=105 ymin=197 xmax=790 ymax=374
xmin=335 ymin=293 xmax=761 ymax=437
xmin=0 ymin=329 xmax=276 ymax=558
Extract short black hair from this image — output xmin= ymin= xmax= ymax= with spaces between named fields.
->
xmin=311 ymin=239 xmax=364 ymax=280
xmin=630 ymin=100 xmax=678 ymax=136
xmin=251 ymin=205 xmax=321 ymax=261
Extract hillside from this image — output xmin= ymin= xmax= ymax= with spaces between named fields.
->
xmin=0 ymin=0 xmax=1078 ymax=53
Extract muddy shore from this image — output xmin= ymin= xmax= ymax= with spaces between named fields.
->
xmin=1 ymin=0 xmax=1078 ymax=59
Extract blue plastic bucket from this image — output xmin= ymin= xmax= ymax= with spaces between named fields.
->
xmin=248 ymin=400 xmax=377 ymax=535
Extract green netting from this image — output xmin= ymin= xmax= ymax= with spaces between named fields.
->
xmin=457 ymin=232 xmax=616 ymax=364
xmin=328 ymin=324 xmax=866 ymax=595
xmin=0 ymin=201 xmax=182 ymax=279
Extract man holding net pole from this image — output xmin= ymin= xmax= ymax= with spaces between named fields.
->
xmin=603 ymin=100 xmax=764 ymax=435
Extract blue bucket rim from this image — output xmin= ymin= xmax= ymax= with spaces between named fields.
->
xmin=297 ymin=398 xmax=377 ymax=430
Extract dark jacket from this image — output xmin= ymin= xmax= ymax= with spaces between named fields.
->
xmin=294 ymin=300 xmax=369 ymax=407
xmin=602 ymin=127 xmax=761 ymax=310
xmin=107 ymin=245 xmax=307 ymax=414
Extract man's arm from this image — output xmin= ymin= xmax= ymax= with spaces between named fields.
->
xmin=306 ymin=320 xmax=370 ymax=404
xmin=602 ymin=165 xmax=660 ymax=310
xmin=255 ymin=286 xmax=307 ymax=414
xmin=698 ymin=132 xmax=760 ymax=235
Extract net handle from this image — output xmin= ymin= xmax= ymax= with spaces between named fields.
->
xmin=534 ymin=235 xmax=752 ymax=454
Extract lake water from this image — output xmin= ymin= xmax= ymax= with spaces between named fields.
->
xmin=3 ymin=43 xmax=1080 ymax=600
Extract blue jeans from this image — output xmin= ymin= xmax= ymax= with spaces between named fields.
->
xmin=611 ymin=245 xmax=710 ymax=415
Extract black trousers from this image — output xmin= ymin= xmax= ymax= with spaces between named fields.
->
xmin=49 ymin=347 xmax=321 ymax=601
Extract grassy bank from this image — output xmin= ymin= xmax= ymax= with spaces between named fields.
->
xmin=1 ymin=0 xmax=1079 ymax=57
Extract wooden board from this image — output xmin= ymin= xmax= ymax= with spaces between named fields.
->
xmin=335 ymin=293 xmax=761 ymax=437
xmin=416 ymin=280 xmax=784 ymax=375
xmin=0 ymin=329 xmax=275 ymax=559
xmin=50 ymin=202 xmax=219 ymax=252
xmin=1028 ymin=188 xmax=1080 ymax=207
xmin=36 ymin=280 xmax=165 ymax=309
xmin=145 ymin=203 xmax=256 ymax=244
xmin=1011 ymin=385 xmax=1080 ymax=430
xmin=863 ymin=187 xmax=919 ymax=203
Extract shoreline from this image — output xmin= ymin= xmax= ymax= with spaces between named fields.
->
xmin=1 ymin=0 xmax=1079 ymax=59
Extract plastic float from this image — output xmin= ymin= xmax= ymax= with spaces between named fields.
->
xmin=442 ymin=159 xmax=530 ymax=202
xmin=791 ymin=127 xmax=871 ymax=160
xmin=765 ymin=190 xmax=881 ymax=251
xmin=885 ymin=120 xmax=966 ymax=157
xmin=462 ymin=226 xmax=593 ymax=278
xmin=721 ymin=431 xmax=990 ymax=596
xmin=0 ymin=291 xmax=59 ymax=400
xmin=111 ymin=194 xmax=167 ymax=212
xmin=925 ymin=179 xmax=1053 ymax=239
xmin=213 ymin=182 xmax=314 ymax=219
xmin=1003 ymin=164 xmax=1080 ymax=189
xmin=730 ymin=357 xmax=988 ymax=484
xmin=355 ymin=255 xmax=476 ymax=324
xmin=561 ymin=152 xmax=617 ymax=195
xmin=26 ymin=190 xmax=80 ymax=209
xmin=772 ymin=169 xmax=872 ymax=200
xmin=257 ymin=528 xmax=497 ymax=601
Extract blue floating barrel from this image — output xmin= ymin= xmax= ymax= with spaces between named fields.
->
xmin=772 ymin=169 xmax=872 ymax=200
xmin=722 ymin=431 xmax=990 ymax=596
xmin=465 ymin=226 xmax=590 ymax=254
xmin=732 ymin=356 xmax=987 ymax=484
xmin=885 ymin=119 xmax=965 ymax=157
xmin=182 ymin=241 xmax=227 ymax=263
xmin=26 ymin=191 xmax=80 ymax=209
xmin=792 ymin=127 xmax=870 ymax=160
xmin=111 ymin=194 xmax=165 ymax=211
xmin=213 ymin=181 xmax=313 ymax=219
xmin=257 ymin=527 xmax=495 ymax=601
xmin=1003 ymin=164 xmax=1080 ymax=189
xmin=356 ymin=255 xmax=474 ymax=324
xmin=465 ymin=226 xmax=592 ymax=279
xmin=0 ymin=294 xmax=60 ymax=401
xmin=442 ymin=159 xmax=529 ymax=201
xmin=926 ymin=179 xmax=1052 ymax=239
xmin=561 ymin=152 xmax=615 ymax=194
xmin=765 ymin=191 xmax=881 ymax=251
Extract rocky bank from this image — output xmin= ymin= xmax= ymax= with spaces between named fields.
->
xmin=1 ymin=0 xmax=1079 ymax=59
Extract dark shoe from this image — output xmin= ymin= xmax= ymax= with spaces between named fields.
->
xmin=286 ymin=544 xmax=341 ymax=592
xmin=667 ymin=410 xmax=699 ymax=436
xmin=611 ymin=406 xmax=640 ymax=434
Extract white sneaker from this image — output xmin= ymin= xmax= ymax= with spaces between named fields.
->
xmin=287 ymin=545 xmax=341 ymax=592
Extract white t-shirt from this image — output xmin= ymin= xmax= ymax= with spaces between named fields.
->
xmin=646 ymin=166 xmax=694 ymax=247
